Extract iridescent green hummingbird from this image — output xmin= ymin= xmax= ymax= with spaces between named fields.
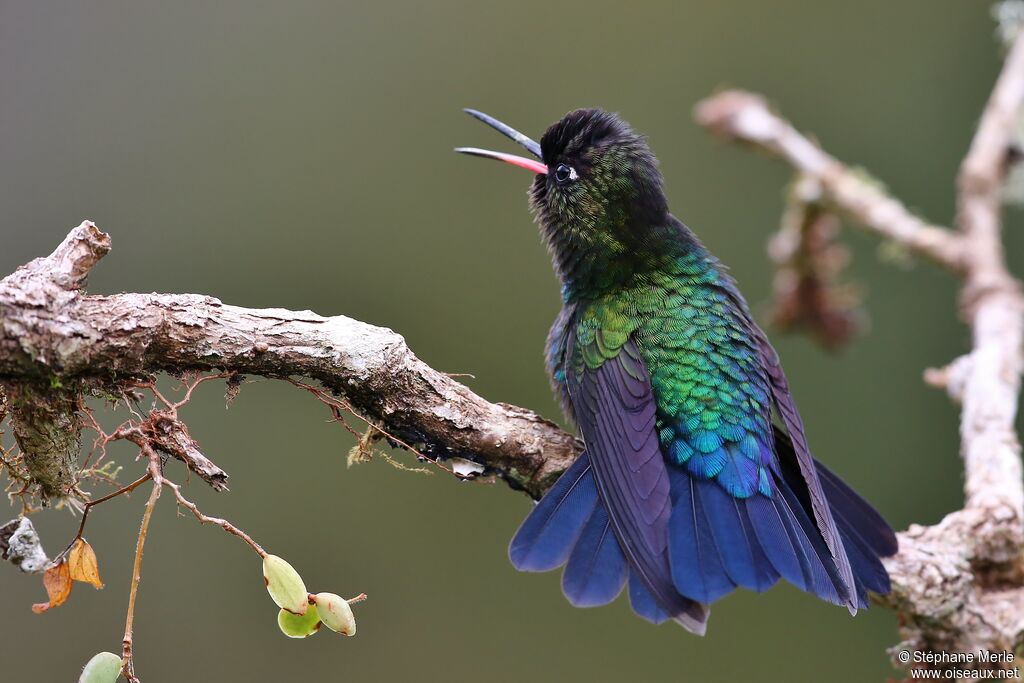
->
xmin=457 ymin=108 xmax=896 ymax=633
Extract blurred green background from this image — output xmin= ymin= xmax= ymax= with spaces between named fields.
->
xmin=1 ymin=1 xmax=1020 ymax=681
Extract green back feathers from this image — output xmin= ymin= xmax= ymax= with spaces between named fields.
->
xmin=567 ymin=246 xmax=776 ymax=498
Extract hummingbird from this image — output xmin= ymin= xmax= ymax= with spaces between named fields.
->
xmin=456 ymin=108 xmax=897 ymax=634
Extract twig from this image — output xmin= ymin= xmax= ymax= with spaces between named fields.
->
xmin=695 ymin=91 xmax=966 ymax=271
xmin=120 ymin=376 xmax=231 ymax=490
xmin=159 ymin=476 xmax=265 ymax=557
xmin=289 ymin=379 xmax=464 ymax=479
xmin=121 ymin=480 xmax=161 ymax=683
xmin=63 ymin=472 xmax=153 ymax=557
xmin=168 ymin=372 xmax=233 ymax=409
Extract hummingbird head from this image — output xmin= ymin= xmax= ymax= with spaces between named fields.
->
xmin=457 ymin=108 xmax=672 ymax=295
xmin=531 ymin=108 xmax=668 ymax=233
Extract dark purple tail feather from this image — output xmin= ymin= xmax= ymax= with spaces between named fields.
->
xmin=669 ymin=465 xmax=847 ymax=606
xmin=812 ymin=460 xmax=896 ymax=599
xmin=773 ymin=475 xmax=850 ymax=606
xmin=746 ymin=493 xmax=812 ymax=592
xmin=814 ymin=460 xmax=898 ymax=558
xmin=773 ymin=426 xmax=896 ymax=606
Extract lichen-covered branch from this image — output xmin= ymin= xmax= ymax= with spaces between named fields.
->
xmin=694 ymin=30 xmax=1024 ymax=680
xmin=0 ymin=222 xmax=578 ymax=501
xmin=0 ymin=226 xmax=110 ymax=499
xmin=7 ymin=385 xmax=82 ymax=500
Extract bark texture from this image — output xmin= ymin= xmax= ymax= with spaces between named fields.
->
xmin=0 ymin=223 xmax=578 ymax=501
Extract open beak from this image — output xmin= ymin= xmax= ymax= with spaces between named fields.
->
xmin=455 ymin=109 xmax=548 ymax=175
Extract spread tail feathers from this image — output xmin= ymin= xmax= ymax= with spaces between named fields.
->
xmin=510 ymin=453 xmax=709 ymax=633
xmin=509 ymin=442 xmax=895 ymax=628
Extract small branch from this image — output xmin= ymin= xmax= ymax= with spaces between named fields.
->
xmin=143 ymin=409 xmax=228 ymax=491
xmin=695 ymin=91 xmax=966 ymax=271
xmin=160 ymin=476 xmax=265 ymax=557
xmin=345 ymin=593 xmax=368 ymax=605
xmin=121 ymin=480 xmax=161 ymax=683
xmin=66 ymin=472 xmax=153 ymax=556
xmin=960 ymin=23 xmax=1024 ymax=213
xmin=0 ymin=221 xmax=109 ymax=308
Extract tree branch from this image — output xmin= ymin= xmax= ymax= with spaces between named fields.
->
xmin=0 ymin=223 xmax=111 ymax=499
xmin=0 ymin=222 xmax=578 ymax=500
xmin=693 ymin=31 xmax=1024 ymax=677
xmin=695 ymin=92 xmax=967 ymax=272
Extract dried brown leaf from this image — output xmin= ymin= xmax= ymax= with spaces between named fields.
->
xmin=68 ymin=538 xmax=104 ymax=589
xmin=32 ymin=560 xmax=72 ymax=613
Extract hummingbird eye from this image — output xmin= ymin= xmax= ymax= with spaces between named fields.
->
xmin=554 ymin=164 xmax=577 ymax=184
